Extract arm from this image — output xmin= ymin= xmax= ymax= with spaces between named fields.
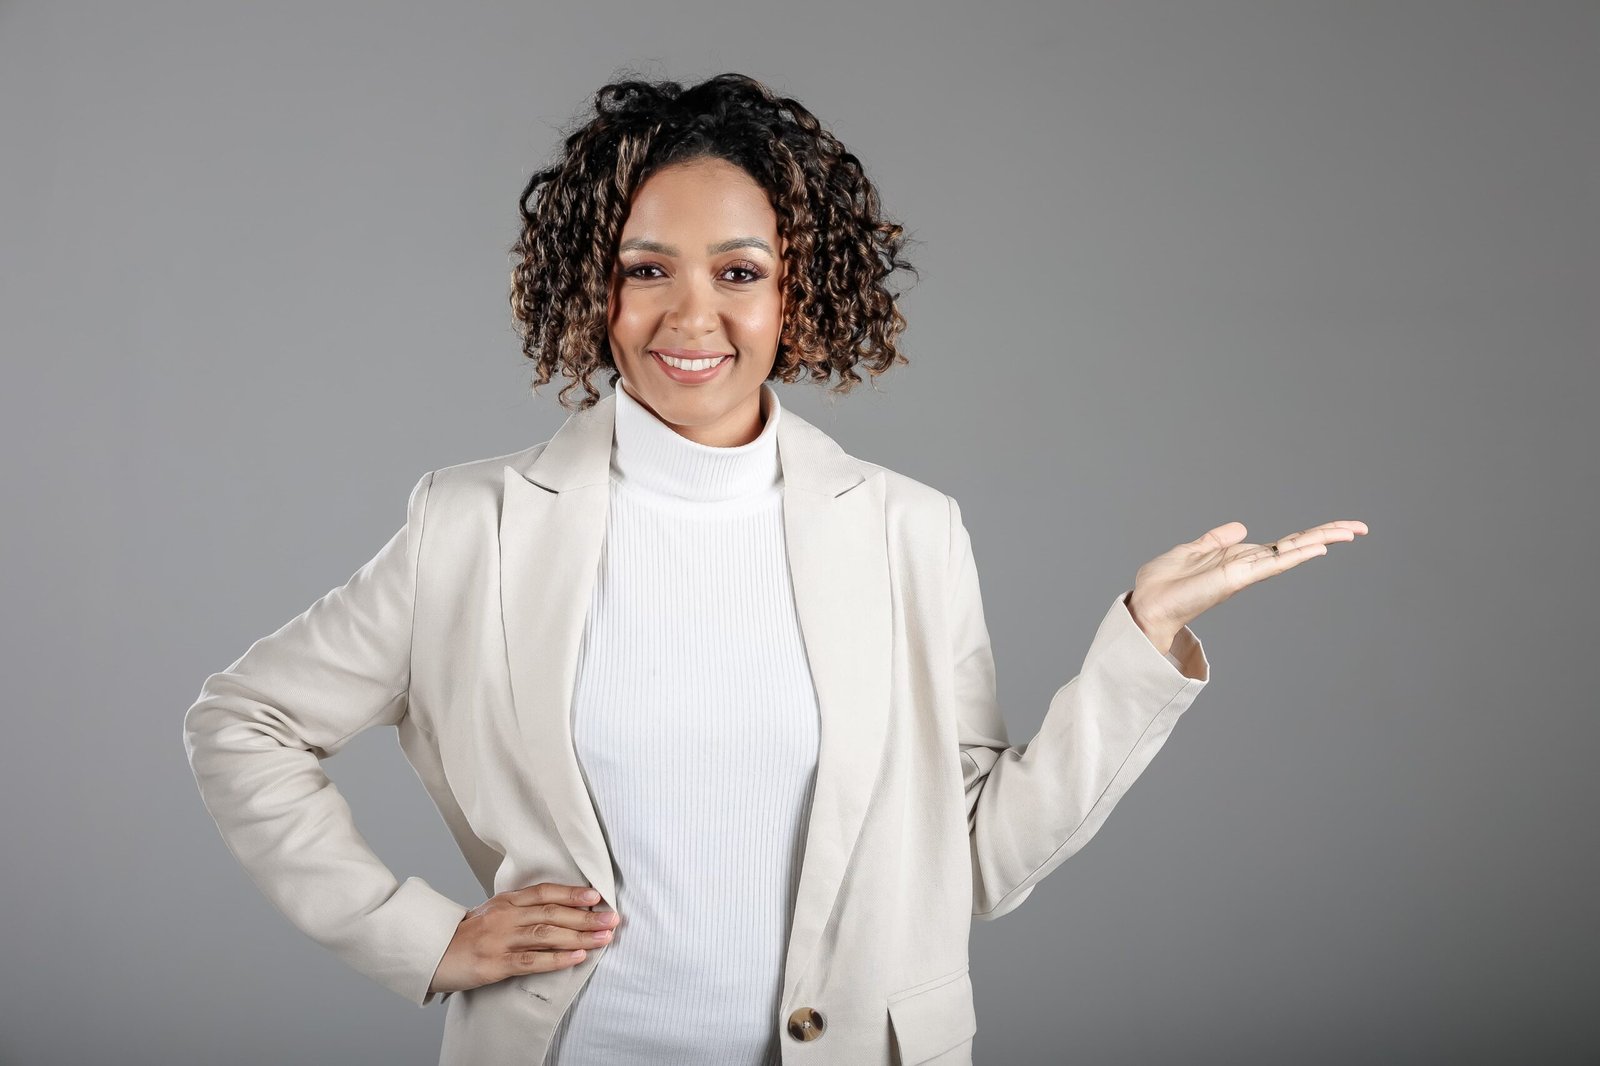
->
xmin=181 ymin=470 xmax=470 ymax=1007
xmin=946 ymin=496 xmax=1210 ymax=921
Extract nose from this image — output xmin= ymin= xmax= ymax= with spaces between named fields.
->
xmin=665 ymin=274 xmax=720 ymax=339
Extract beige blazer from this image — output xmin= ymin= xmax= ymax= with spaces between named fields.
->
xmin=184 ymin=390 xmax=1209 ymax=1066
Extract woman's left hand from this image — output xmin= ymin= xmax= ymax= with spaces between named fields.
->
xmin=1125 ymin=519 xmax=1369 ymax=653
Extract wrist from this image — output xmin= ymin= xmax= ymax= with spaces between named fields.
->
xmin=1124 ymin=592 xmax=1177 ymax=655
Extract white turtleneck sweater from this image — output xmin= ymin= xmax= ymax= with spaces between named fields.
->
xmin=544 ymin=378 xmax=817 ymax=1066
xmin=543 ymin=380 xmax=1188 ymax=1064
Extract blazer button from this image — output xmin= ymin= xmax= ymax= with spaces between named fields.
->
xmin=786 ymin=1007 xmax=826 ymax=1041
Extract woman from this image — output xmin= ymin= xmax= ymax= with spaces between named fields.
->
xmin=184 ymin=73 xmax=1366 ymax=1066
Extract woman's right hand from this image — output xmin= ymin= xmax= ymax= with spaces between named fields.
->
xmin=427 ymin=882 xmax=621 ymax=996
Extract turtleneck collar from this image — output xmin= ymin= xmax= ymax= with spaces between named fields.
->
xmin=610 ymin=377 xmax=782 ymax=502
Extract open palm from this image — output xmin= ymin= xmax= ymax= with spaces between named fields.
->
xmin=1127 ymin=519 xmax=1370 ymax=642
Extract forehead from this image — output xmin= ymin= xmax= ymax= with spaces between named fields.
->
xmin=619 ymin=159 xmax=778 ymax=243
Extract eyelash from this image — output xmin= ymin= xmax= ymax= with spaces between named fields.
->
xmin=621 ymin=261 xmax=768 ymax=283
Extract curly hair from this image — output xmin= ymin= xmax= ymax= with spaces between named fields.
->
xmin=509 ymin=71 xmax=919 ymax=411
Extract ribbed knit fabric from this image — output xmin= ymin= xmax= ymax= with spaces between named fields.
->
xmin=544 ymin=378 xmax=820 ymax=1066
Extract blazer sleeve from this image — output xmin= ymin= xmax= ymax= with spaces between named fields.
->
xmin=946 ymin=496 xmax=1210 ymax=922
xmin=181 ymin=470 xmax=471 ymax=1008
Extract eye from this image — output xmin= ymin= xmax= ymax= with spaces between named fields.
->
xmin=619 ymin=261 xmax=770 ymax=283
xmin=723 ymin=260 xmax=769 ymax=283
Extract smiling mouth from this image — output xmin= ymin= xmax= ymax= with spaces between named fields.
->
xmin=651 ymin=351 xmax=733 ymax=371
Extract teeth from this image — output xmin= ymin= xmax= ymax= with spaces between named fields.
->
xmin=657 ymin=352 xmax=728 ymax=371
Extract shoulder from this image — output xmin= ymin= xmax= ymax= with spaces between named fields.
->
xmin=434 ymin=440 xmax=550 ymax=491
xmin=406 ymin=440 xmax=552 ymax=533
xmin=851 ymin=457 xmax=960 ymax=563
xmin=857 ymin=458 xmax=951 ymax=514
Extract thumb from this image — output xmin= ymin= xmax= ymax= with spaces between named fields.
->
xmin=1193 ymin=521 xmax=1248 ymax=549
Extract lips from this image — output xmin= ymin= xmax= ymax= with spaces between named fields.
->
xmin=650 ymin=349 xmax=734 ymax=359
xmin=649 ymin=349 xmax=734 ymax=383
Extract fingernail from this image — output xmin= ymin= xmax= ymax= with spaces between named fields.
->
xmin=581 ymin=889 xmax=599 ymax=902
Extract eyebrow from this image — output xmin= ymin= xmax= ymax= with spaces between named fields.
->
xmin=617 ymin=236 xmax=775 ymax=257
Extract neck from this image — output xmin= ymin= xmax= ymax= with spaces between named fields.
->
xmin=610 ymin=379 xmax=782 ymax=502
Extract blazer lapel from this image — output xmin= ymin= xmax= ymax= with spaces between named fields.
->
xmin=772 ymin=401 xmax=892 ymax=1007
xmin=498 ymin=387 xmax=891 ymax=1004
xmin=500 ymin=394 xmax=615 ymax=907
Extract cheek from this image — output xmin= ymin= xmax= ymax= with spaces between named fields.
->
xmin=608 ymin=297 xmax=651 ymax=339
xmin=734 ymin=295 xmax=785 ymax=339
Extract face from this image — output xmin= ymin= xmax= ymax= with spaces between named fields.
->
xmin=608 ymin=156 xmax=787 ymax=447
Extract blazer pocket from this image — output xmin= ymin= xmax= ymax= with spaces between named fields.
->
xmin=887 ymin=966 xmax=976 ymax=1065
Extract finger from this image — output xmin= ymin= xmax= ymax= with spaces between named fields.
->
xmin=506 ymin=882 xmax=602 ymax=908
xmin=1283 ymin=519 xmax=1369 ymax=543
xmin=1237 ymin=540 xmax=1329 ymax=583
xmin=505 ymin=915 xmax=616 ymax=954
xmin=504 ymin=945 xmax=592 ymax=975
xmin=1270 ymin=520 xmax=1369 ymax=554
xmin=517 ymin=902 xmax=621 ymax=934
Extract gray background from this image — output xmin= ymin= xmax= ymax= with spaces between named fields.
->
xmin=3 ymin=1 xmax=1595 ymax=1063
